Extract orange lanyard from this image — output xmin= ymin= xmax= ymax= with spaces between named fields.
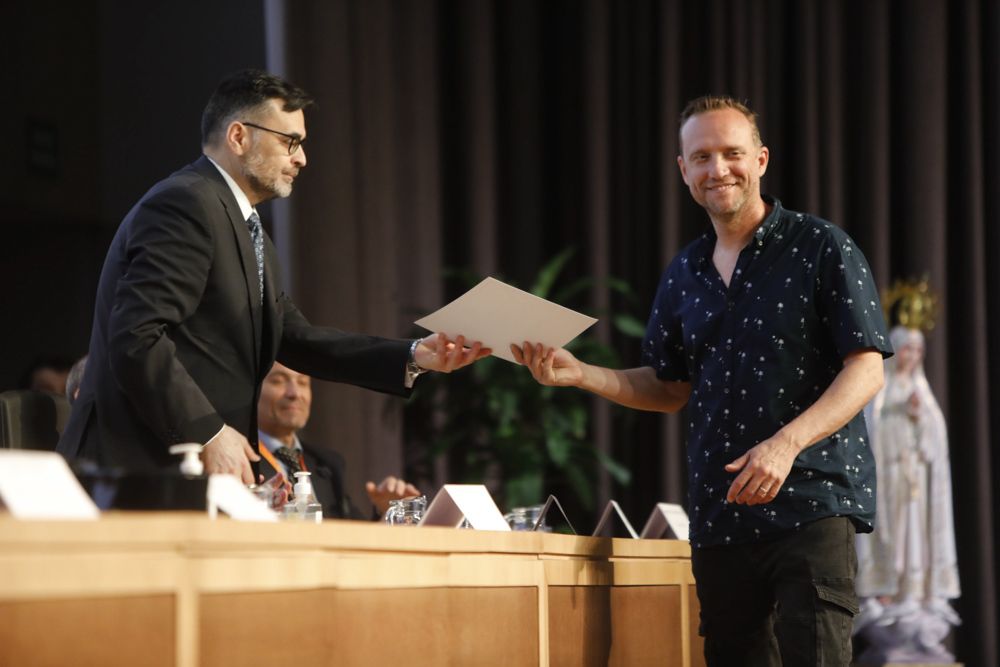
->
xmin=257 ymin=441 xmax=307 ymax=480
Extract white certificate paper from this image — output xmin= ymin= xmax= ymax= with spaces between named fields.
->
xmin=415 ymin=277 xmax=598 ymax=363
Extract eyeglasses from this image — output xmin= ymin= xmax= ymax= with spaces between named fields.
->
xmin=241 ymin=121 xmax=304 ymax=155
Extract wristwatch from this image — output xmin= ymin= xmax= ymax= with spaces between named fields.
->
xmin=404 ymin=338 xmax=428 ymax=388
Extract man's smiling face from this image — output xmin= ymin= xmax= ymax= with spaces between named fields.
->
xmin=678 ymin=108 xmax=769 ymax=223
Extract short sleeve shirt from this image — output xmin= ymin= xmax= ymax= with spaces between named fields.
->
xmin=642 ymin=197 xmax=893 ymax=548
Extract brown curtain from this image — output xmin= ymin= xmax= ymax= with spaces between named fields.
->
xmin=281 ymin=1 xmax=999 ymax=662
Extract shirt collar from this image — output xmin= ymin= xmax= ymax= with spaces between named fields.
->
xmin=205 ymin=154 xmax=257 ymax=222
xmin=697 ymin=194 xmax=784 ymax=253
xmin=751 ymin=195 xmax=783 ymax=247
xmin=258 ymin=430 xmax=302 ymax=454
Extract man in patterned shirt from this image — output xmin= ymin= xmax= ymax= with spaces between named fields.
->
xmin=512 ymin=96 xmax=892 ymax=666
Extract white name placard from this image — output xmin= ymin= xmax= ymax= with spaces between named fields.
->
xmin=0 ymin=450 xmax=99 ymax=520
xmin=207 ymin=474 xmax=278 ymax=522
xmin=592 ymin=499 xmax=638 ymax=538
xmin=419 ymin=484 xmax=510 ymax=531
xmin=639 ymin=502 xmax=689 ymax=541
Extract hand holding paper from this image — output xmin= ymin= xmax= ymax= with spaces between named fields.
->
xmin=510 ymin=342 xmax=585 ymax=388
xmin=413 ymin=333 xmax=491 ymax=373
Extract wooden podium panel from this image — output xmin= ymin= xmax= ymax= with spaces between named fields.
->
xmin=0 ymin=514 xmax=694 ymax=666
xmin=200 ymin=587 xmax=538 ymax=667
xmin=548 ymin=585 xmax=684 ymax=667
xmin=548 ymin=586 xmax=612 ymax=666
xmin=609 ymin=585 xmax=683 ymax=665
xmin=0 ymin=594 xmax=175 ymax=667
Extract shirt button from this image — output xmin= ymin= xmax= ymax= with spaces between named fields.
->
xmin=726 ymin=300 xmax=734 ymax=311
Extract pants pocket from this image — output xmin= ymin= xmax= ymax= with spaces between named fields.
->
xmin=814 ymin=579 xmax=860 ymax=616
xmin=812 ymin=578 xmax=858 ymax=666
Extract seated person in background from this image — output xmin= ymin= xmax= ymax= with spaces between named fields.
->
xmin=20 ymin=355 xmax=74 ymax=396
xmin=66 ymin=355 xmax=88 ymax=405
xmin=258 ymin=362 xmax=420 ymax=519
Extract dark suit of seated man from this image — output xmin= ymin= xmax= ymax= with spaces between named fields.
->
xmin=257 ymin=362 xmax=419 ymax=519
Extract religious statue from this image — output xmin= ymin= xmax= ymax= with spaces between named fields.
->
xmin=854 ymin=279 xmax=961 ymax=664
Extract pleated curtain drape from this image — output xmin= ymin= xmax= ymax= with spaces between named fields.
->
xmin=277 ymin=1 xmax=999 ymax=662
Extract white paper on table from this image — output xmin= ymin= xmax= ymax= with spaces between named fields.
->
xmin=639 ymin=502 xmax=689 ymax=541
xmin=419 ymin=484 xmax=510 ymax=531
xmin=207 ymin=474 xmax=279 ymax=522
xmin=415 ymin=277 xmax=598 ymax=363
xmin=0 ymin=450 xmax=99 ymax=520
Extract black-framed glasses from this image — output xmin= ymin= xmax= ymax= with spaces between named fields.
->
xmin=241 ymin=121 xmax=304 ymax=155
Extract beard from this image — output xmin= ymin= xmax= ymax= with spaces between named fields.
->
xmin=696 ymin=179 xmax=762 ymax=224
xmin=241 ymin=151 xmax=294 ymax=201
xmin=703 ymin=183 xmax=749 ymax=216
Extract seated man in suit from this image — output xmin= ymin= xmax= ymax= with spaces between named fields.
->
xmin=258 ymin=362 xmax=419 ymax=519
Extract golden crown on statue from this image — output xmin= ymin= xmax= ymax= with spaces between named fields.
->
xmin=881 ymin=276 xmax=938 ymax=332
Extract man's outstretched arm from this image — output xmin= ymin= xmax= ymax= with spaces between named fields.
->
xmin=511 ymin=342 xmax=691 ymax=414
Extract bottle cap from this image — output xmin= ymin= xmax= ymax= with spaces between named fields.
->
xmin=292 ymin=471 xmax=313 ymax=498
xmin=168 ymin=443 xmax=204 ymax=476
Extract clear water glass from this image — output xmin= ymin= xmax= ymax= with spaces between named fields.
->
xmin=384 ymin=495 xmax=427 ymax=525
xmin=504 ymin=504 xmax=549 ymax=531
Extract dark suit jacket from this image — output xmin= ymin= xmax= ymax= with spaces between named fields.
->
xmin=258 ymin=440 xmax=366 ymax=520
xmin=58 ymin=156 xmax=410 ymax=472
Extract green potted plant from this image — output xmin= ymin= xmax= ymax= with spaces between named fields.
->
xmin=404 ymin=249 xmax=646 ymax=518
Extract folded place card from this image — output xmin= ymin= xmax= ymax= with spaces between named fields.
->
xmin=419 ymin=484 xmax=510 ymax=531
xmin=0 ymin=450 xmax=99 ymax=520
xmin=415 ymin=277 xmax=598 ymax=363
xmin=207 ymin=474 xmax=279 ymax=522
xmin=639 ymin=502 xmax=690 ymax=541
xmin=592 ymin=499 xmax=638 ymax=539
xmin=532 ymin=494 xmax=577 ymax=534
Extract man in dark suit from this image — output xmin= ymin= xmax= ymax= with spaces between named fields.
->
xmin=58 ymin=69 xmax=487 ymax=483
xmin=257 ymin=362 xmax=419 ymax=520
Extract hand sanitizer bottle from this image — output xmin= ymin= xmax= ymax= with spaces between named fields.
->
xmin=168 ymin=443 xmax=204 ymax=477
xmin=283 ymin=471 xmax=323 ymax=524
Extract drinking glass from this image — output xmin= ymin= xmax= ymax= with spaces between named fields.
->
xmin=504 ymin=504 xmax=548 ymax=531
xmin=384 ymin=495 xmax=427 ymax=525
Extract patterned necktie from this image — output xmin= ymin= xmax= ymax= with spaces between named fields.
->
xmin=273 ymin=446 xmax=303 ymax=478
xmin=246 ymin=211 xmax=264 ymax=304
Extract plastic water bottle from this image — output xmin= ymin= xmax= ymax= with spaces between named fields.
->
xmin=283 ymin=471 xmax=323 ymax=524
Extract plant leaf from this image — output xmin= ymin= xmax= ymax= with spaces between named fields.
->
xmin=531 ymin=247 xmax=575 ymax=299
xmin=564 ymin=463 xmax=595 ymax=510
xmin=595 ymin=449 xmax=632 ymax=485
xmin=613 ymin=314 xmax=648 ymax=338
xmin=505 ymin=470 xmax=545 ymax=509
xmin=552 ymin=276 xmax=596 ymax=305
xmin=546 ymin=431 xmax=573 ymax=466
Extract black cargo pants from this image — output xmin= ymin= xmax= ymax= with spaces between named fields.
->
xmin=691 ymin=516 xmax=860 ymax=667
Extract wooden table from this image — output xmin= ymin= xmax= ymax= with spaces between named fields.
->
xmin=0 ymin=513 xmax=704 ymax=666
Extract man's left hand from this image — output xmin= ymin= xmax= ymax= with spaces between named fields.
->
xmin=724 ymin=432 xmax=800 ymax=506
xmin=414 ymin=333 xmax=490 ymax=373
xmin=366 ymin=476 xmax=421 ymax=516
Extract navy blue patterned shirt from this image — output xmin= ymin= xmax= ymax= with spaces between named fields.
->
xmin=642 ymin=197 xmax=893 ymax=548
